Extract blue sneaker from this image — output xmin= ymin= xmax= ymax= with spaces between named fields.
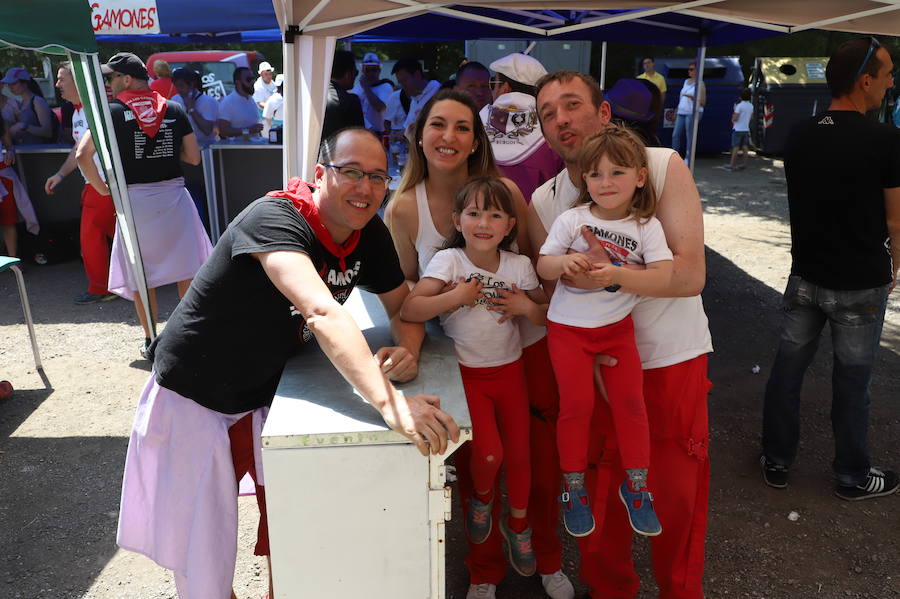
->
xmin=499 ymin=519 xmax=536 ymax=577
xmin=618 ymin=480 xmax=662 ymax=536
xmin=561 ymin=472 xmax=594 ymax=537
xmin=466 ymin=496 xmax=492 ymax=544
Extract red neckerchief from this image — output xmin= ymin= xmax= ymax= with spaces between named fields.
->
xmin=267 ymin=177 xmax=360 ymax=271
xmin=72 ymin=103 xmax=82 ymax=111
xmin=116 ymin=89 xmax=167 ymax=138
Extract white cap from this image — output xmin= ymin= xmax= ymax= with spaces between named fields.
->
xmin=362 ymin=52 xmax=381 ymax=66
xmin=258 ymin=61 xmax=274 ymax=74
xmin=489 ymin=53 xmax=547 ymax=87
xmin=274 ymin=73 xmax=285 ymax=87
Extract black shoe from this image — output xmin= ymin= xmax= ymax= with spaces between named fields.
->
xmin=74 ymin=292 xmax=116 ymax=305
xmin=834 ymin=468 xmax=899 ymax=501
xmin=760 ymin=455 xmax=789 ymax=489
xmin=139 ymin=338 xmax=152 ymax=360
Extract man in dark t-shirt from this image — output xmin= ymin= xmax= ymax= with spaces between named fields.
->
xmin=323 ymin=50 xmax=364 ymax=140
xmin=76 ymin=52 xmax=211 ymax=356
xmin=115 ymin=127 xmax=459 ymax=598
xmin=762 ymin=38 xmax=900 ymax=501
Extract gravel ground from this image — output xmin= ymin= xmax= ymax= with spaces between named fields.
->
xmin=0 ymin=154 xmax=897 ymax=598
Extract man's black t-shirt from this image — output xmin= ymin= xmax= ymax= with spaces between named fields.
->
xmin=150 ymin=197 xmax=405 ymax=414
xmin=785 ymin=111 xmax=900 ymax=290
xmin=322 ymin=82 xmax=364 ymax=140
xmin=109 ymin=99 xmax=193 ymax=184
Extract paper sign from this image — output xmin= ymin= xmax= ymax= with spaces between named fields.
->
xmin=91 ymin=0 xmax=160 ymax=35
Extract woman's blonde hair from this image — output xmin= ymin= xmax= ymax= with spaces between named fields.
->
xmin=575 ymin=123 xmax=657 ymax=220
xmin=396 ymin=89 xmax=499 ymax=194
xmin=153 ymin=60 xmax=172 ymax=79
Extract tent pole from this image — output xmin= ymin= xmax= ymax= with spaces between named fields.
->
xmin=687 ymin=36 xmax=707 ymax=173
xmin=600 ymin=41 xmax=607 ymax=89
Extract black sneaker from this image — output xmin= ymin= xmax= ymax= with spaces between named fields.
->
xmin=139 ymin=338 xmax=152 ymax=361
xmin=74 ymin=292 xmax=116 ymax=305
xmin=834 ymin=468 xmax=899 ymax=501
xmin=760 ymin=455 xmax=789 ymax=489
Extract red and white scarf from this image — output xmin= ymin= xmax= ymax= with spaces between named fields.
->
xmin=117 ymin=89 xmax=167 ymax=138
xmin=267 ymin=177 xmax=360 ymax=271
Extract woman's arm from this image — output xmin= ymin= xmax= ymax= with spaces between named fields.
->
xmin=30 ymin=97 xmax=54 ymax=140
xmin=401 ymin=276 xmax=483 ymax=322
xmin=501 ymin=177 xmax=533 ymax=258
xmin=385 ymin=190 xmax=421 ymax=282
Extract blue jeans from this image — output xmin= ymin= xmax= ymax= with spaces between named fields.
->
xmin=762 ymin=275 xmax=890 ymax=486
xmin=671 ymin=113 xmax=699 ymax=165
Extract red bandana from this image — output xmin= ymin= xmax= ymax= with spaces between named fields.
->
xmin=116 ymin=89 xmax=167 ymax=138
xmin=267 ymin=177 xmax=360 ymax=271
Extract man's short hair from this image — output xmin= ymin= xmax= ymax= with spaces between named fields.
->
xmin=455 ymin=61 xmax=489 ymax=82
xmin=826 ymin=37 xmax=884 ymax=99
xmin=740 ymin=87 xmax=751 ymax=101
xmin=643 ymin=57 xmax=654 ymax=64
xmin=172 ymin=67 xmax=201 ymax=86
xmin=534 ymin=70 xmax=604 ymax=109
xmin=331 ymin=50 xmax=357 ymax=80
xmin=232 ymin=66 xmax=251 ymax=84
xmin=58 ymin=60 xmax=72 ymax=72
xmin=392 ymin=57 xmax=423 ymax=77
xmin=318 ymin=126 xmax=381 ymax=164
xmin=496 ymin=73 xmax=534 ymax=96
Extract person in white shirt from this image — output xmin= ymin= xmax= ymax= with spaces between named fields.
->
xmin=252 ymin=61 xmax=277 ymax=110
xmin=171 ymin=68 xmax=218 ymax=147
xmin=262 ymin=74 xmax=285 ymax=137
xmin=390 ymin=57 xmax=441 ymax=134
xmin=725 ymin=87 xmax=754 ymax=171
xmin=528 ymin=70 xmax=712 ymax=599
xmin=217 ymin=67 xmax=263 ymax=139
xmin=351 ymin=52 xmax=394 ymax=136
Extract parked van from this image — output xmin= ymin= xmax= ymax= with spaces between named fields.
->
xmin=146 ymin=51 xmax=267 ymax=100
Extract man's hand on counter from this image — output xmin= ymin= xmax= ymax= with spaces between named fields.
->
xmin=375 ymin=345 xmax=418 ymax=383
xmin=381 ymin=392 xmax=460 ymax=456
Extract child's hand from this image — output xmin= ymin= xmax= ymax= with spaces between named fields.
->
xmin=561 ymin=253 xmax=592 ymax=278
xmin=485 ymin=284 xmax=531 ymax=323
xmin=586 ymin=263 xmax=620 ymax=287
xmin=451 ymin=276 xmax=483 ymax=309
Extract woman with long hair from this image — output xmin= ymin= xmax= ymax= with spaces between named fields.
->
xmin=385 ymin=88 xmax=574 ymax=599
xmin=2 ymin=68 xmax=55 ymax=144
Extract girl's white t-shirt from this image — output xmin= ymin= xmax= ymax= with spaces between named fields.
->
xmin=422 ymin=247 xmax=539 ymax=368
xmin=541 ymin=205 xmax=673 ymax=328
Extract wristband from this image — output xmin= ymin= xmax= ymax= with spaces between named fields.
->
xmin=605 ymin=261 xmax=622 ymax=293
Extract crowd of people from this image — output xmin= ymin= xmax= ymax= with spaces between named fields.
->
xmin=3 ymin=39 xmax=898 ymax=599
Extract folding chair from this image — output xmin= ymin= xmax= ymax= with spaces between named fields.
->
xmin=0 ymin=256 xmax=42 ymax=371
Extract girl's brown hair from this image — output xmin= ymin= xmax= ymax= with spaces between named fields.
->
xmin=443 ymin=176 xmax=518 ymax=251
xmin=397 ymin=89 xmax=499 ymax=194
xmin=575 ymin=123 xmax=657 ymax=221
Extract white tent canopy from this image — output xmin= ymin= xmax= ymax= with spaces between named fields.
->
xmin=272 ymin=0 xmax=900 ymax=181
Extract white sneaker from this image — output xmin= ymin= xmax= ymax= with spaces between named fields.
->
xmin=541 ymin=570 xmax=575 ymax=599
xmin=466 ymin=583 xmax=497 ymax=599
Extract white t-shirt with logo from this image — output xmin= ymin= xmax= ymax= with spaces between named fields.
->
xmin=71 ymin=105 xmax=104 ymax=183
xmin=422 ymin=247 xmax=539 ymax=368
xmin=218 ymin=90 xmax=260 ymax=130
xmin=541 ymin=206 xmax=673 ymax=328
xmin=531 ymin=147 xmax=712 ymax=369
xmin=733 ymin=100 xmax=753 ymax=132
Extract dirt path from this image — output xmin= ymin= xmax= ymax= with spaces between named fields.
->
xmin=1 ymin=154 xmax=897 ymax=598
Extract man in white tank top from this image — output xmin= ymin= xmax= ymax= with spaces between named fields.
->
xmin=528 ymin=71 xmax=712 ymax=599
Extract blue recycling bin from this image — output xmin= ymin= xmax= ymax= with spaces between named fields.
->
xmin=654 ymin=56 xmax=744 ymax=155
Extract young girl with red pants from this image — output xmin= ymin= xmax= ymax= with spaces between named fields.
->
xmin=402 ymin=176 xmax=549 ymax=578
xmin=537 ymin=125 xmax=673 ymax=539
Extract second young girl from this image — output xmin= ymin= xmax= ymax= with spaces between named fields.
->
xmin=537 ymin=124 xmax=673 ymax=539
xmin=401 ymin=176 xmax=548 ymax=577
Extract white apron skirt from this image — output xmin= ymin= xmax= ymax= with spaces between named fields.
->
xmin=108 ymin=177 xmax=212 ymax=300
xmin=117 ymin=375 xmax=267 ymax=598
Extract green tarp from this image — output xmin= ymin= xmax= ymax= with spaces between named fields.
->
xmin=0 ymin=0 xmax=97 ymax=55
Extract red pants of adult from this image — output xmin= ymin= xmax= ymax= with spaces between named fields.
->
xmin=459 ymin=358 xmax=531 ymax=511
xmin=579 ymin=354 xmax=711 ymax=599
xmin=229 ymin=413 xmax=270 ymax=556
xmin=458 ymin=338 xmax=564 ymax=582
xmin=80 ymin=184 xmax=116 ymax=294
xmin=548 ymin=316 xmax=649 ymax=473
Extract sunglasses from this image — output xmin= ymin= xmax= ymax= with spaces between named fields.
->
xmin=104 ymin=72 xmax=125 ymax=83
xmin=855 ymin=36 xmax=881 ymax=81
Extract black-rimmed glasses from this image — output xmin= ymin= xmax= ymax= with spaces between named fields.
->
xmin=855 ymin=36 xmax=881 ymax=81
xmin=322 ymin=164 xmax=392 ymax=187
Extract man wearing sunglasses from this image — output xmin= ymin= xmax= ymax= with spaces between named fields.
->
xmin=116 ymin=126 xmax=460 ymax=598
xmin=762 ymin=37 xmax=900 ymax=501
xmin=218 ymin=66 xmax=264 ymax=139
